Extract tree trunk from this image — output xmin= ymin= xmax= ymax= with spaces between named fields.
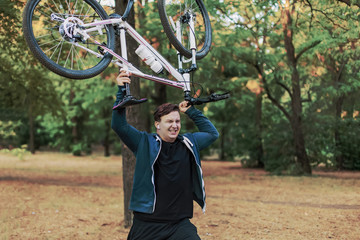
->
xmin=115 ymin=0 xmax=144 ymax=228
xmin=283 ymin=0 xmax=311 ymax=174
xmin=335 ymin=95 xmax=344 ymax=169
xmin=220 ymin=127 xmax=225 ymax=161
xmin=290 ymin=113 xmax=311 ymax=174
xmin=28 ymin=95 xmax=35 ymax=154
xmin=152 ymin=83 xmax=167 ymax=106
xmin=254 ymin=92 xmax=264 ymax=168
xmin=103 ymin=113 xmax=111 ymax=157
xmin=70 ymin=89 xmax=81 ymax=156
xmin=333 ymin=58 xmax=346 ymax=170
xmin=121 ymin=106 xmax=140 ymax=228
xmin=290 ymin=68 xmax=311 ymax=174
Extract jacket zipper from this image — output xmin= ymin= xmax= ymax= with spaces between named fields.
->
xmin=151 ymin=135 xmax=162 ymax=213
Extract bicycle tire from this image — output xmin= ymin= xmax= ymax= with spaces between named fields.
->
xmin=22 ymin=0 xmax=115 ymax=79
xmin=158 ymin=0 xmax=212 ymax=60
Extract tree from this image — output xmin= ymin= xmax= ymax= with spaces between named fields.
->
xmin=275 ymin=0 xmax=315 ymax=174
xmin=0 ymin=0 xmax=58 ymax=153
xmin=115 ymin=0 xmax=146 ymax=228
xmin=303 ymin=0 xmax=360 ymax=169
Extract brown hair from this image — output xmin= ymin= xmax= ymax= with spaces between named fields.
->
xmin=153 ymin=103 xmax=180 ymax=122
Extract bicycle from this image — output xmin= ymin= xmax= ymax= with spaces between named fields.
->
xmin=22 ymin=0 xmax=230 ymax=108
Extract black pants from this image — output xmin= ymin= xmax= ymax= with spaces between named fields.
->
xmin=127 ymin=217 xmax=201 ymax=240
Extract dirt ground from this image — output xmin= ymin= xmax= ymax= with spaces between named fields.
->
xmin=0 ymin=151 xmax=360 ymax=240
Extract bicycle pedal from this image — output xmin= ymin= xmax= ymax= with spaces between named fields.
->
xmin=113 ymin=96 xmax=148 ymax=109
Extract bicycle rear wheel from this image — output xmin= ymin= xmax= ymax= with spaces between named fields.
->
xmin=22 ymin=0 xmax=115 ymax=79
xmin=158 ymin=0 xmax=212 ymax=60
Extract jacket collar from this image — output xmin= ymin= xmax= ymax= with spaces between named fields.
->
xmin=153 ymin=133 xmax=185 ymax=141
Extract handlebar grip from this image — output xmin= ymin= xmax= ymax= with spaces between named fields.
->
xmin=209 ymin=92 xmax=230 ymax=101
xmin=185 ymin=92 xmax=230 ymax=105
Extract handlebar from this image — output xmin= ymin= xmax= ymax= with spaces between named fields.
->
xmin=184 ymin=92 xmax=230 ymax=105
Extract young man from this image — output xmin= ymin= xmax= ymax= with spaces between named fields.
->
xmin=111 ymin=71 xmax=219 ymax=240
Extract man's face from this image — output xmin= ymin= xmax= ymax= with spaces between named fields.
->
xmin=155 ymin=111 xmax=181 ymax=142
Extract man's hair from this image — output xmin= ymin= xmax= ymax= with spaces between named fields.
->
xmin=153 ymin=103 xmax=180 ymax=122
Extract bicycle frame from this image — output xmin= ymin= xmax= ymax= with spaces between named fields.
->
xmin=24 ymin=0 xmax=229 ymax=107
xmin=71 ymin=14 xmax=196 ymax=92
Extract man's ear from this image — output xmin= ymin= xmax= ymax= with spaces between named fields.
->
xmin=155 ymin=121 xmax=160 ymax=130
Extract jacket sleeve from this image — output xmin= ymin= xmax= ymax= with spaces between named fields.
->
xmin=111 ymin=86 xmax=143 ymax=153
xmin=185 ymin=106 xmax=219 ymax=150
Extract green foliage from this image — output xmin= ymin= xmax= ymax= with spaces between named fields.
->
xmin=1 ymin=0 xmax=60 ymax=152
xmin=335 ymin=119 xmax=360 ymax=170
xmin=0 ymin=120 xmax=22 ymax=147
xmin=36 ymin=73 xmax=118 ymax=155
xmin=0 ymin=144 xmax=29 ymax=160
xmin=261 ymin=102 xmax=296 ymax=174
xmin=1 ymin=0 xmax=360 ymax=172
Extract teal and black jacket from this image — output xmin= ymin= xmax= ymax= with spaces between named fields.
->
xmin=111 ymin=86 xmax=219 ymax=214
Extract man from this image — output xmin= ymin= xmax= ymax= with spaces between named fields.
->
xmin=111 ymin=71 xmax=219 ymax=240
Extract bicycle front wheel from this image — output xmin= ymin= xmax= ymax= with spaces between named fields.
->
xmin=22 ymin=0 xmax=115 ymax=79
xmin=158 ymin=0 xmax=212 ymax=60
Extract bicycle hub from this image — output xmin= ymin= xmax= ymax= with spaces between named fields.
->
xmin=59 ymin=17 xmax=85 ymax=43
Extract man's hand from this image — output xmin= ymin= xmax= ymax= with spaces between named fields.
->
xmin=116 ymin=70 xmax=131 ymax=86
xmin=179 ymin=101 xmax=191 ymax=113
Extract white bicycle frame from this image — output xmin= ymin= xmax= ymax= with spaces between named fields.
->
xmin=70 ymin=15 xmax=197 ymax=92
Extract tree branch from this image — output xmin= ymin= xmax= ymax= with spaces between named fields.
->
xmin=302 ymin=91 xmax=312 ymax=103
xmin=253 ymin=63 xmax=292 ymax=121
xmin=295 ymin=40 xmax=322 ymax=62
xmin=276 ymin=80 xmax=293 ymax=99
xmin=262 ymin=76 xmax=292 ymax=121
xmin=305 ymin=6 xmax=349 ymax=31
xmin=336 ymin=0 xmax=360 ymax=8
xmin=305 ymin=0 xmax=314 ymax=30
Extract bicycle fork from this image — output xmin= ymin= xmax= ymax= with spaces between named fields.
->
xmin=177 ymin=14 xmax=197 ymax=103
xmin=119 ymin=27 xmax=131 ymax=95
